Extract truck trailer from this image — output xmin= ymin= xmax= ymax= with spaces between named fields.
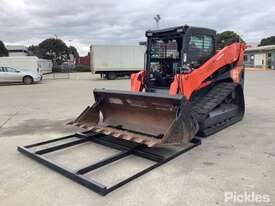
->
xmin=90 ymin=45 xmax=146 ymax=79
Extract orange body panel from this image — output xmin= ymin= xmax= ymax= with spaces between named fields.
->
xmin=131 ymin=70 xmax=144 ymax=91
xmin=169 ymin=43 xmax=245 ymax=99
xmin=230 ymin=43 xmax=245 ymax=83
xmin=230 ymin=66 xmax=243 ymax=83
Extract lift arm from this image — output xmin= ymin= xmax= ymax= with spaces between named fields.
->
xmin=169 ymin=42 xmax=246 ymax=99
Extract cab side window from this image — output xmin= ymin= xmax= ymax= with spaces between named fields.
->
xmin=188 ymin=34 xmax=214 ymax=67
xmin=0 ymin=67 xmax=3 ymax=72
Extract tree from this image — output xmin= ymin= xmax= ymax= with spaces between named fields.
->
xmin=217 ymin=31 xmax=243 ymax=49
xmin=28 ymin=45 xmax=41 ymax=57
xmin=259 ymin=36 xmax=275 ymax=46
xmin=0 ymin=40 xmax=9 ymax=57
xmin=28 ymin=38 xmax=79 ymax=65
xmin=38 ymin=38 xmax=69 ymax=65
xmin=68 ymin=46 xmax=79 ymax=59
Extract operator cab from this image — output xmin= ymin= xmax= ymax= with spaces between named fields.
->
xmin=145 ymin=25 xmax=216 ymax=92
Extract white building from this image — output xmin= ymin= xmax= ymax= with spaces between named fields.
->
xmin=6 ymin=45 xmax=29 ymax=56
xmin=245 ymin=45 xmax=275 ymax=70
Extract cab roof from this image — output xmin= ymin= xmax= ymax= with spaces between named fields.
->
xmin=145 ymin=25 xmax=216 ymax=37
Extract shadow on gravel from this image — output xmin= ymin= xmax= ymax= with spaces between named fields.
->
xmin=0 ymin=118 xmax=83 ymax=137
xmin=0 ymin=82 xmax=43 ymax=87
xmin=0 ymin=82 xmax=26 ymax=86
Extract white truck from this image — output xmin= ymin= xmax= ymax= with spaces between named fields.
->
xmin=90 ymin=45 xmax=146 ymax=79
xmin=0 ymin=56 xmax=52 ymax=74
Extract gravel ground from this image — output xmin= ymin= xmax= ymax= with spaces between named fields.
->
xmin=0 ymin=71 xmax=274 ymax=206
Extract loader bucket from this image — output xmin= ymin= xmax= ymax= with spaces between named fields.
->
xmin=68 ymin=89 xmax=198 ymax=147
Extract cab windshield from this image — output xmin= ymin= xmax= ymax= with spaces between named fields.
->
xmin=148 ymin=37 xmax=182 ymax=88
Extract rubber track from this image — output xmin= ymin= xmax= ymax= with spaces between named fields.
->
xmin=192 ymin=82 xmax=236 ymax=121
xmin=192 ymin=82 xmax=238 ymax=129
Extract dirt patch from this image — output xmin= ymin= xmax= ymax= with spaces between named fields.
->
xmin=203 ymin=161 xmax=215 ymax=166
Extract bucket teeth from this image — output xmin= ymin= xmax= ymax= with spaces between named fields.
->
xmin=95 ymin=128 xmax=103 ymax=133
xmin=80 ymin=124 xmax=89 ymax=129
xmin=68 ymin=120 xmax=165 ymax=147
xmin=146 ymin=141 xmax=158 ymax=147
xmin=113 ymin=133 xmax=122 ymax=138
xmin=88 ymin=126 xmax=96 ymax=130
xmin=102 ymin=130 xmax=111 ymax=135
xmin=123 ymin=135 xmax=133 ymax=141
xmin=135 ymin=138 xmax=145 ymax=144
xmin=69 ymin=123 xmax=162 ymax=147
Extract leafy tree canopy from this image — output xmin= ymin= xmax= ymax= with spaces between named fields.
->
xmin=38 ymin=38 xmax=69 ymax=65
xmin=28 ymin=45 xmax=40 ymax=57
xmin=217 ymin=31 xmax=244 ymax=49
xmin=68 ymin=46 xmax=79 ymax=58
xmin=28 ymin=39 xmax=79 ymax=65
xmin=0 ymin=40 xmax=9 ymax=57
xmin=259 ymin=36 xmax=275 ymax=46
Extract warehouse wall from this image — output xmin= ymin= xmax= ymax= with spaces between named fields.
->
xmin=245 ymin=50 xmax=275 ymax=69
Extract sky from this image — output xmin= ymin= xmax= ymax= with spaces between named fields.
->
xmin=1 ymin=0 xmax=275 ymax=55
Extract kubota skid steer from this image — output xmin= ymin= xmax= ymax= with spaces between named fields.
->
xmin=18 ymin=25 xmax=245 ymax=195
xmin=69 ymin=25 xmax=245 ymax=146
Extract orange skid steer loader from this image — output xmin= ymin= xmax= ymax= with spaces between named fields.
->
xmin=70 ymin=25 xmax=245 ymax=147
xmin=18 ymin=25 xmax=245 ymax=195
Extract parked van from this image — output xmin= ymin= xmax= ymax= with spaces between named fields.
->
xmin=0 ymin=56 xmax=52 ymax=74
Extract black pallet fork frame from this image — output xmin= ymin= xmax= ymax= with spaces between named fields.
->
xmin=17 ymin=132 xmax=201 ymax=196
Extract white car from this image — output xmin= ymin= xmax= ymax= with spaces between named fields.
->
xmin=0 ymin=66 xmax=42 ymax=84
